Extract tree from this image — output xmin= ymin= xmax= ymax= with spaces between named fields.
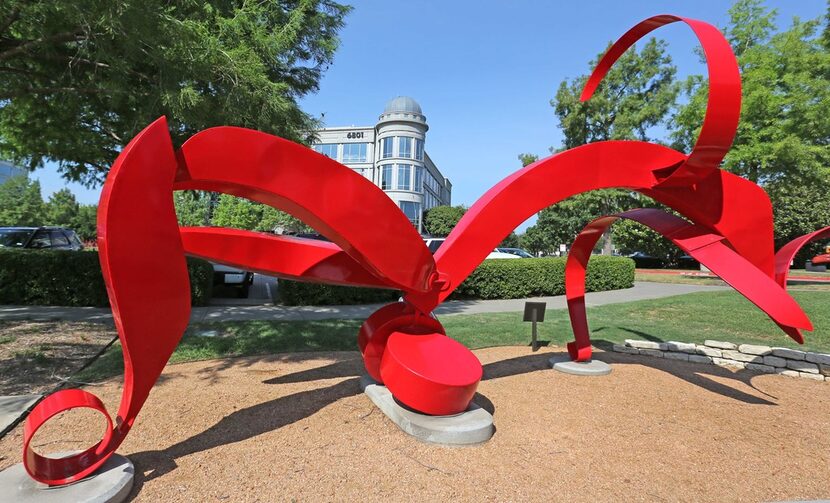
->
xmin=0 ymin=176 xmax=45 ymax=226
xmin=517 ymin=153 xmax=538 ymax=167
xmin=71 ymin=204 xmax=97 ymax=242
xmin=45 ymin=188 xmax=79 ymax=226
xmin=531 ymin=190 xmax=638 ymax=255
xmin=173 ymin=191 xmax=211 ymax=227
xmin=520 ymin=226 xmax=550 ymax=256
xmin=499 ymin=232 xmax=520 ymax=248
xmin=553 ymin=38 xmax=678 ymax=149
xmin=767 ymin=182 xmax=830 ymax=267
xmin=0 ymin=0 xmax=350 ymax=187
xmin=672 ymin=0 xmax=830 ymax=251
xmin=210 ymin=195 xmax=262 ymax=231
xmin=423 ymin=205 xmax=466 ymax=237
xmin=523 ymin=37 xmax=678 ymax=255
xmin=258 ymin=206 xmax=312 ymax=234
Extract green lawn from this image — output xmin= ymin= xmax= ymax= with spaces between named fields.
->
xmin=77 ymin=290 xmax=830 ymax=381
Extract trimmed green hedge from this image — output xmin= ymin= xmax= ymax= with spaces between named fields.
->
xmin=278 ymin=281 xmax=400 ymax=306
xmin=453 ymin=256 xmax=634 ymax=300
xmin=0 ymin=249 xmax=213 ymax=307
xmin=278 ymin=256 xmax=634 ymax=305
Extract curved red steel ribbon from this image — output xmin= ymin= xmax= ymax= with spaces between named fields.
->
xmin=565 ymin=209 xmax=812 ymax=361
xmin=581 ymin=15 xmax=741 ymax=187
xmin=774 ymin=226 xmax=830 ymax=287
xmin=180 ymin=227 xmax=393 ymax=289
xmin=173 ymin=127 xmax=436 ymax=299
xmin=23 ymin=117 xmax=191 ymax=484
xmin=770 ymin=226 xmax=830 ymax=343
xmin=642 ymin=169 xmax=777 ymax=278
xmin=20 ymin=12 xmax=828 ymax=487
xmin=420 ymin=140 xmax=686 ymax=311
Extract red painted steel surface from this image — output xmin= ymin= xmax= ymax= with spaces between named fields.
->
xmin=774 ymin=227 xmax=830 ymax=286
xmin=813 ymin=254 xmax=830 ymax=266
xmin=357 ymin=302 xmax=447 ymax=383
xmin=173 ymin=126 xmax=436 ymax=300
xmin=24 ymin=117 xmax=191 ymax=484
xmin=180 ymin=227 xmax=391 ymax=289
xmin=21 ymin=14 xmax=828 ymax=486
xmin=564 ymin=209 xmax=813 ymax=361
xmin=380 ymin=332 xmax=483 ymax=415
xmin=582 ymin=15 xmax=741 ymax=187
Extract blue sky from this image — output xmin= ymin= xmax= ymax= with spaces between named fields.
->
xmin=36 ymin=0 xmax=826 ymax=230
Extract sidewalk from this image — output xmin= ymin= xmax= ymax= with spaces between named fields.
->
xmin=0 ymin=282 xmax=727 ymax=324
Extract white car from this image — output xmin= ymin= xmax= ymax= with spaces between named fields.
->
xmin=423 ymin=238 xmax=520 ymax=259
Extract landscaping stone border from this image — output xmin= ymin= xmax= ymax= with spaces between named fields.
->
xmin=612 ymin=339 xmax=829 ymax=382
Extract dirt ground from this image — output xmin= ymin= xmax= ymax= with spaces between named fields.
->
xmin=1 ymin=346 xmax=828 ymax=502
xmin=0 ymin=321 xmax=115 ymax=395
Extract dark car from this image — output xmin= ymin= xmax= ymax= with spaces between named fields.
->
xmin=0 ymin=227 xmax=84 ymax=251
xmin=675 ymin=254 xmax=700 ymax=269
xmin=212 ymin=263 xmax=254 ymax=298
xmin=627 ymin=251 xmax=664 ymax=269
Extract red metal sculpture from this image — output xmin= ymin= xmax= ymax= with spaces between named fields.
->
xmin=21 ymin=14 xmax=827 ymax=486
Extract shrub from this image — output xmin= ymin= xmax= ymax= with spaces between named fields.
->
xmin=278 ymin=256 xmax=634 ymax=305
xmin=0 ymin=249 xmax=213 ymax=306
xmin=452 ymin=256 xmax=634 ymax=300
xmin=277 ymin=280 xmax=400 ymax=306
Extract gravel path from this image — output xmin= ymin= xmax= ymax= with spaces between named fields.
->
xmin=2 ymin=346 xmax=828 ymax=502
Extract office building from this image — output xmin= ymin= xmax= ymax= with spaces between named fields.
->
xmin=312 ymin=96 xmax=452 ymax=232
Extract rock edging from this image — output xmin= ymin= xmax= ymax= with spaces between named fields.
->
xmin=612 ymin=339 xmax=829 ymax=382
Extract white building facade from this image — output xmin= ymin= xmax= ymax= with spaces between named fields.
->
xmin=0 ymin=160 xmax=25 ymax=185
xmin=312 ymin=96 xmax=452 ymax=232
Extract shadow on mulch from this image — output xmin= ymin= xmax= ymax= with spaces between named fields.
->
xmin=126 ymin=338 xmax=780 ymax=498
xmin=128 ymin=373 xmax=362 ymax=497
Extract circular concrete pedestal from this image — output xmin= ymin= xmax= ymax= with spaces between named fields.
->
xmin=548 ymin=355 xmax=612 ymax=376
xmin=360 ymin=375 xmax=494 ymax=445
xmin=0 ymin=453 xmax=134 ymax=503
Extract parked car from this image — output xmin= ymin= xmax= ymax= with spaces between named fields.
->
xmin=497 ymin=247 xmax=534 ymax=258
xmin=627 ymin=251 xmax=664 ymax=269
xmin=487 ymin=250 xmax=521 ymax=259
xmin=0 ymin=226 xmax=84 ymax=250
xmin=423 ymin=237 xmax=445 ymax=254
xmin=675 ymin=254 xmax=700 ymax=269
xmin=422 ymin=238 xmax=519 ymax=259
xmin=212 ymin=263 xmax=254 ymax=298
xmin=291 ymin=232 xmax=330 ymax=242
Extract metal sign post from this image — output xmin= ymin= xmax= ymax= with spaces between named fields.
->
xmin=523 ymin=302 xmax=546 ymax=352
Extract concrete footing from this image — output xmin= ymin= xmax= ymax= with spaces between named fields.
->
xmin=360 ymin=375 xmax=494 ymax=445
xmin=0 ymin=453 xmax=134 ymax=503
xmin=548 ymin=355 xmax=612 ymax=376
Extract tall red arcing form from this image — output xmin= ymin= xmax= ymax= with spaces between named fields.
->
xmin=22 ymin=14 xmax=826 ymax=486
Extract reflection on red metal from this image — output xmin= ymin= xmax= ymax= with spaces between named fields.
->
xmin=21 ymin=14 xmax=827 ymax=486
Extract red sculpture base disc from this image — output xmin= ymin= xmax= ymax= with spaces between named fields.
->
xmin=380 ymin=332 xmax=482 ymax=416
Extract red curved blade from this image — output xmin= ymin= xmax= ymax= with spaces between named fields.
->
xmin=581 ymin=15 xmax=741 ymax=187
xmin=180 ymin=227 xmax=394 ymax=289
xmin=174 ymin=126 xmax=435 ymax=294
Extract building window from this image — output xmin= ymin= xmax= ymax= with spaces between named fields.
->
xmin=314 ymin=143 xmax=338 ymax=160
xmin=415 ymin=139 xmax=424 ymax=161
xmin=398 ymin=137 xmax=413 ymax=159
xmin=397 ymin=164 xmax=411 ymax=190
xmin=381 ymin=137 xmax=394 ymax=159
xmin=381 ymin=165 xmax=393 ymax=190
xmin=400 ymin=201 xmax=421 ymax=228
xmin=342 ymin=143 xmax=368 ymax=163
xmin=414 ymin=166 xmax=423 ymax=193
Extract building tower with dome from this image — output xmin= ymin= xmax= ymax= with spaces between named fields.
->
xmin=312 ymin=96 xmax=452 ymax=233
